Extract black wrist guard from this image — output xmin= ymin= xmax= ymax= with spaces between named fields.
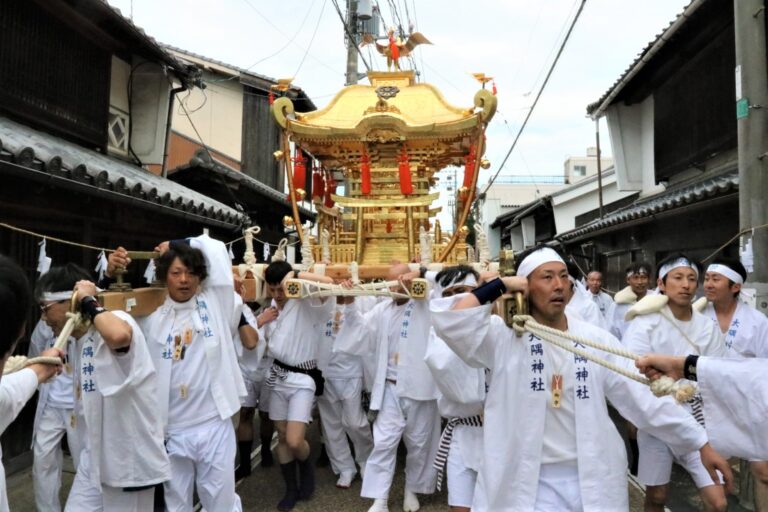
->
xmin=471 ymin=278 xmax=506 ymax=305
xmin=683 ymin=354 xmax=699 ymax=381
xmin=238 ymin=313 xmax=249 ymax=328
xmin=80 ymin=296 xmax=107 ymax=321
xmin=419 ymin=266 xmax=427 ymax=279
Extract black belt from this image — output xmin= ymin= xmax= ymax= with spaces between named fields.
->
xmin=272 ymin=359 xmax=325 ymax=396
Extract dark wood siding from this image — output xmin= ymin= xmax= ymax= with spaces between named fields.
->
xmin=654 ymin=19 xmax=736 ymax=180
xmin=0 ymin=0 xmax=110 ymax=150
xmin=241 ymin=86 xmax=283 ymax=190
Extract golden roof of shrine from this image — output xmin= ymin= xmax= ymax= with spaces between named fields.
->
xmin=273 ymin=71 xmax=496 ymax=143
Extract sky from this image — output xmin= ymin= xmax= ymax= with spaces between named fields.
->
xmin=109 ymin=0 xmax=689 ymax=188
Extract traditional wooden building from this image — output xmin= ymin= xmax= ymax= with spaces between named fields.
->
xmin=555 ymin=0 xmax=739 ymax=290
xmin=163 ymin=47 xmax=317 ymax=247
xmin=0 ymin=0 xmax=248 ymax=473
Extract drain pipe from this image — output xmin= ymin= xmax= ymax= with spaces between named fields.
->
xmin=162 ymin=82 xmax=187 ymax=178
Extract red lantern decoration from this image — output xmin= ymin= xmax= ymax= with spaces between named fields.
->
xmin=492 ymin=81 xmax=497 ymax=96
xmin=386 ymin=219 xmax=393 ymax=233
xmin=324 ymin=170 xmax=337 ymax=208
xmin=268 ymin=89 xmax=275 ymax=105
xmin=398 ymin=148 xmax=413 ymax=196
xmin=292 ymin=149 xmax=307 ymax=201
xmin=360 ymin=151 xmax=372 ymax=195
xmin=462 ymin=144 xmax=476 ymax=192
xmin=312 ymin=166 xmax=324 ymax=200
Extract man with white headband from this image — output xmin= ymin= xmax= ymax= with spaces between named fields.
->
xmin=610 ymin=261 xmax=654 ymax=340
xmin=28 ymin=319 xmax=83 ymax=512
xmin=623 ymin=253 xmax=729 ymax=512
xmin=424 ymin=265 xmax=485 ymax=512
xmin=430 ymin=246 xmax=731 ymax=511
xmin=702 ymin=257 xmax=768 ymax=509
xmin=34 ymin=264 xmax=169 ymax=511
xmin=334 ymin=262 xmax=440 ymax=512
xmin=564 ymin=262 xmax=609 ymax=331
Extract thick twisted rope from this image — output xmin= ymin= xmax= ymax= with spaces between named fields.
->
xmin=512 ymin=315 xmax=696 ymax=403
xmin=3 ymin=311 xmax=86 ymax=375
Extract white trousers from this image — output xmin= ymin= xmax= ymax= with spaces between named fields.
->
xmin=164 ymin=417 xmax=242 ymax=512
xmin=317 ymin=377 xmax=373 ymax=475
xmin=533 ymin=463 xmax=583 ymax=512
xmin=65 ymin=450 xmax=154 ymax=512
xmin=33 ymin=407 xmax=81 ymax=512
xmin=361 ymin=382 xmax=440 ymax=499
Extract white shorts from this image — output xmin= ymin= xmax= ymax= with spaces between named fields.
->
xmin=240 ymin=377 xmax=261 ymax=408
xmin=269 ymin=383 xmax=315 ymax=423
xmin=638 ymin=430 xmax=722 ymax=489
xmin=534 ymin=462 xmax=583 ymax=512
xmin=446 ymin=433 xmax=478 ymax=508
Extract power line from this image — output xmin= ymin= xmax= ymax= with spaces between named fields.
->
xmin=330 ymin=0 xmax=372 ymax=72
xmin=240 ymin=0 xmax=341 ymax=76
xmin=481 ymin=0 xmax=587 ymax=197
xmin=293 ymin=0 xmax=329 ymax=78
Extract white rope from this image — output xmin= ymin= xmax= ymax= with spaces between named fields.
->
xmin=512 ymin=315 xmax=696 ymax=403
xmin=272 ymin=239 xmax=289 ymax=262
xmin=3 ymin=312 xmax=85 ymax=375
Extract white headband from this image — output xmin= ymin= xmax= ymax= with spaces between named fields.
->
xmin=659 ymin=258 xmax=698 ymax=280
xmin=41 ymin=291 xmax=74 ymax=301
xmin=517 ymin=248 xmax=565 ymax=278
xmin=442 ymin=274 xmax=478 ymax=291
xmin=706 ymin=264 xmax=744 ymax=285
xmin=626 ymin=269 xmax=650 ymax=278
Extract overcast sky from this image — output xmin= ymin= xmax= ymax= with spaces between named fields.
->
xmin=109 ymin=0 xmax=689 ymax=186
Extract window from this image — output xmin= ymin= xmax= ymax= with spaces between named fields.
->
xmin=573 ymin=165 xmax=587 ymax=177
xmin=107 ymin=108 xmax=129 ymax=156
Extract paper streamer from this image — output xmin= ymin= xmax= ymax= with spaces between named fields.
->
xmin=94 ymin=250 xmax=108 ymax=281
xmin=263 ymin=242 xmax=270 ymax=262
xmin=144 ymin=259 xmax=157 ymax=284
xmin=37 ymin=239 xmax=52 ymax=275
xmin=228 ymin=243 xmax=235 ymax=261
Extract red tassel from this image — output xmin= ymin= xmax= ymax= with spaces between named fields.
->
xmin=389 ymin=33 xmax=400 ymax=62
xmin=398 ymin=148 xmax=413 ymax=196
xmin=492 ymin=81 xmax=497 ymax=96
xmin=312 ymin=168 xmax=324 ymax=200
xmin=360 ymin=152 xmax=371 ymax=195
xmin=462 ymin=144 xmax=476 ymax=191
xmin=386 ymin=219 xmax=393 ymax=233
xmin=292 ymin=149 xmax=306 ymax=201
xmin=324 ymin=171 xmax=337 ymax=208
xmin=269 ymin=90 xmax=275 ymax=105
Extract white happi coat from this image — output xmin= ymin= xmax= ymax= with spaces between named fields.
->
xmin=335 ymin=297 xmax=438 ymax=411
xmin=72 ymin=311 xmax=170 ymax=489
xmin=623 ymin=306 xmax=729 ymax=361
xmin=696 ymin=357 xmax=768 ymax=459
xmin=430 ymin=298 xmax=707 ymax=512
xmin=589 ymin=291 xmax=615 ymax=322
xmin=567 ymin=290 xmax=609 ymax=332
xmin=0 ymin=368 xmax=39 ymax=512
xmin=423 ymin=328 xmax=485 ymax=472
xmin=703 ymin=301 xmax=768 ymax=358
xmin=140 ymin=234 xmax=246 ymax=432
xmin=28 ymin=320 xmax=77 ymax=447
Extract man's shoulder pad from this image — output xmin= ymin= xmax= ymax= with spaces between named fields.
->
xmin=625 ymin=294 xmax=668 ymax=321
xmin=614 ymin=286 xmax=637 ymax=305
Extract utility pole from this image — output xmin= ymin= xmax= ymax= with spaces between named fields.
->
xmin=735 ymin=0 xmax=768 ymax=315
xmin=345 ymin=0 xmax=359 ymax=85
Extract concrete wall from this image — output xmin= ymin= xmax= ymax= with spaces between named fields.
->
xmin=551 ymin=172 xmax=635 ymax=233
xmin=605 ymin=95 xmax=655 ymax=193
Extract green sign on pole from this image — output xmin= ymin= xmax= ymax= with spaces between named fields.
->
xmin=737 ymin=98 xmax=750 ymax=119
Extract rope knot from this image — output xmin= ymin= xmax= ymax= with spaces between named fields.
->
xmin=511 ymin=314 xmax=532 ymax=336
xmin=650 ymin=376 xmax=697 ymax=404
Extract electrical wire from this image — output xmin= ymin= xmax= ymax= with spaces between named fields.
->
xmin=330 ymin=0 xmax=373 ymax=73
xmin=293 ymin=0 xmax=329 ymax=79
xmin=481 ymin=0 xmax=587 ymax=197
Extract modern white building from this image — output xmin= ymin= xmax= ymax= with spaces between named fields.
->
xmin=563 ymin=146 xmax=614 ymax=185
